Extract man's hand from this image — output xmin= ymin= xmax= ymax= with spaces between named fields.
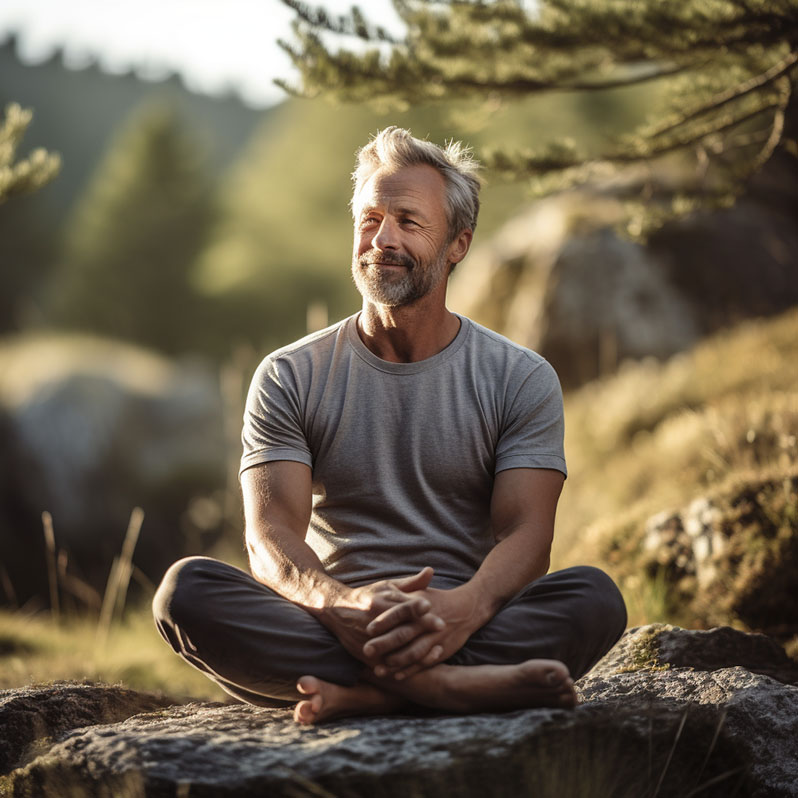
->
xmin=363 ymin=583 xmax=486 ymax=680
xmin=320 ymin=567 xmax=445 ymax=666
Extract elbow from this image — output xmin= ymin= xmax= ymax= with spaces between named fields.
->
xmin=244 ymin=527 xmax=262 ymax=574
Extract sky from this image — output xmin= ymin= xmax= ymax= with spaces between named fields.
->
xmin=0 ymin=0 xmax=405 ymax=107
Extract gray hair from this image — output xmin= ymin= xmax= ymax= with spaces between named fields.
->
xmin=352 ymin=127 xmax=481 ymax=240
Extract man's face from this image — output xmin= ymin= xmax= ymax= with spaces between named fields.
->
xmin=351 ymin=164 xmax=456 ymax=308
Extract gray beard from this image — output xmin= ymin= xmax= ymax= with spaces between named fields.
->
xmin=352 ymin=249 xmax=450 ymax=308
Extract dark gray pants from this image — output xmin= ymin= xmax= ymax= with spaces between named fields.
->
xmin=152 ymin=557 xmax=627 ymax=708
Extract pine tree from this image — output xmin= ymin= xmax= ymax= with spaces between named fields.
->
xmin=0 ymin=103 xmax=60 ymax=203
xmin=50 ymin=101 xmax=216 ymax=354
xmin=277 ymin=0 xmax=798 ymax=232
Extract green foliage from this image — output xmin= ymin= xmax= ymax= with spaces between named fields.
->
xmin=279 ymin=0 xmax=798 ymax=229
xmin=49 ymin=102 xmax=216 ymax=355
xmin=0 ymin=195 xmax=56 ymax=334
xmin=0 ymin=103 xmax=60 ymax=204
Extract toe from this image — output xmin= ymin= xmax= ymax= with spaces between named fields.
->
xmin=296 ymin=675 xmax=318 ymax=695
xmin=294 ymin=700 xmax=314 ymax=724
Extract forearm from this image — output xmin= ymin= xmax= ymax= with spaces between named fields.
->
xmin=461 ymin=523 xmax=552 ymax=629
xmin=459 ymin=467 xmax=563 ymax=630
xmin=246 ymin=524 xmax=353 ymax=619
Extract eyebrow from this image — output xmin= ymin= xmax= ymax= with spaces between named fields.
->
xmin=359 ymin=205 xmax=430 ymax=222
xmin=396 ymin=206 xmax=429 ymax=221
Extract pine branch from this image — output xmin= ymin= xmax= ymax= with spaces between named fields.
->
xmin=277 ymin=0 xmax=798 ymax=229
xmin=437 ymin=63 xmax=690 ymax=96
xmin=647 ymin=50 xmax=798 ymax=140
xmin=0 ymin=103 xmax=60 ymax=203
xmin=747 ymin=77 xmax=791 ymax=173
xmin=278 ymin=0 xmax=400 ymax=43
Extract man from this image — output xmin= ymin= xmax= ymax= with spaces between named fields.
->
xmin=153 ymin=127 xmax=626 ymax=724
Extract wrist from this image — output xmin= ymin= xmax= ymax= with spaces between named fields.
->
xmin=452 ymin=581 xmax=497 ymax=631
xmin=303 ymin=578 xmax=356 ymax=621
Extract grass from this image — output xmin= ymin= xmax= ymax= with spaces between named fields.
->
xmin=0 ymin=602 xmax=227 ymax=702
xmin=0 ymin=531 xmax=249 ymax=701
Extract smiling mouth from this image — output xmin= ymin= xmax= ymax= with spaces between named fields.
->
xmin=360 ymin=252 xmax=414 ymax=270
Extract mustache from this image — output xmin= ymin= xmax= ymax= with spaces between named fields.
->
xmin=359 ymin=251 xmax=415 ymax=269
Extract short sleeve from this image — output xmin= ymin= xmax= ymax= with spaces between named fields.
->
xmin=239 ymin=355 xmax=313 ymax=477
xmin=494 ymin=358 xmax=567 ymax=478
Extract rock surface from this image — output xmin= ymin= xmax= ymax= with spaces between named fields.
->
xmin=3 ymin=625 xmax=798 ymax=797
xmin=0 ymin=682 xmax=178 ymax=774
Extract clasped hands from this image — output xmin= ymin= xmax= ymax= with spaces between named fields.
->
xmin=327 ymin=566 xmax=479 ymax=681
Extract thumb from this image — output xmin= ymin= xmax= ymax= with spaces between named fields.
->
xmin=391 ymin=566 xmax=434 ymax=594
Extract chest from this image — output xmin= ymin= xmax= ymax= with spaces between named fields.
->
xmin=303 ymin=365 xmax=502 ymax=498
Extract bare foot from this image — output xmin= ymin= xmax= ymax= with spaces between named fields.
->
xmin=380 ymin=659 xmax=577 ymax=714
xmin=293 ymin=675 xmax=407 ymax=725
xmin=293 ymin=659 xmax=576 ymax=724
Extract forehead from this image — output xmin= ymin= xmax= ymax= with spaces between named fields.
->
xmin=354 ymin=164 xmax=448 ymax=217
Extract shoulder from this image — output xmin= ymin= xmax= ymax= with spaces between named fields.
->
xmin=460 ymin=315 xmax=557 ymax=380
xmin=266 ymin=316 xmax=352 ymax=363
xmin=253 ymin=316 xmax=354 ymax=380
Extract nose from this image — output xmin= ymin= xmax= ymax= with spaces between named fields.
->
xmin=371 ymin=217 xmax=399 ymax=251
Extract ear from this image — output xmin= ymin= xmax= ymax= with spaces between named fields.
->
xmin=446 ymin=228 xmax=473 ymax=267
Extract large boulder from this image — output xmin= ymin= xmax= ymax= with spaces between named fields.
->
xmin=0 ymin=334 xmax=227 ymax=606
xmin=450 ymin=189 xmax=798 ymax=389
xmin=2 ymin=625 xmax=797 ymax=797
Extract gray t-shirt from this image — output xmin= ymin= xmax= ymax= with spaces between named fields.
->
xmin=240 ymin=313 xmax=566 ymax=585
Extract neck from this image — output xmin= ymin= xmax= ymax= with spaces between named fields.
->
xmin=357 ymin=298 xmax=460 ymax=363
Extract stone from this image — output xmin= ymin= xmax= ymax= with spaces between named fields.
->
xmin=0 ymin=334 xmax=227 ymax=606
xmin=449 ymin=186 xmax=798 ymax=389
xmin=449 ymin=193 xmax=699 ymax=389
xmin=3 ymin=625 xmax=798 ymax=797
xmin=580 ymin=625 xmax=798 ymax=798
xmin=0 ymin=682 xmax=179 ymax=774
xmin=623 ymin=472 xmax=798 ymax=639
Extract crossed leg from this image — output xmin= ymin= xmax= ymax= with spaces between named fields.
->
xmin=153 ymin=558 xmax=626 ymax=723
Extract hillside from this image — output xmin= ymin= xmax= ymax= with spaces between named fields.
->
xmin=556 ymin=308 xmax=798 ymax=641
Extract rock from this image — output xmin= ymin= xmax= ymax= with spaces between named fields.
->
xmin=450 ymin=187 xmax=798 ymax=389
xmin=0 ymin=334 xmax=227 ymax=606
xmin=593 ymin=624 xmax=798 ymax=684
xmin=0 ymin=682 xmax=180 ymax=774
xmin=450 ymin=193 xmax=699 ymax=389
xmin=3 ymin=625 xmax=798 ymax=797
xmin=581 ymin=625 xmax=798 ymax=798
xmin=612 ymin=471 xmax=798 ymax=640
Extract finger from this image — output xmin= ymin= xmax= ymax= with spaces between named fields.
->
xmin=389 ymin=566 xmax=434 ymax=594
xmin=392 ymin=645 xmax=444 ymax=681
xmin=381 ymin=632 xmax=440 ymax=670
xmin=420 ymin=645 xmax=444 ymax=668
xmin=388 ymin=663 xmax=424 ymax=681
xmin=362 ymin=620 xmax=428 ymax=661
xmin=366 ymin=599 xmax=437 ymax=636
